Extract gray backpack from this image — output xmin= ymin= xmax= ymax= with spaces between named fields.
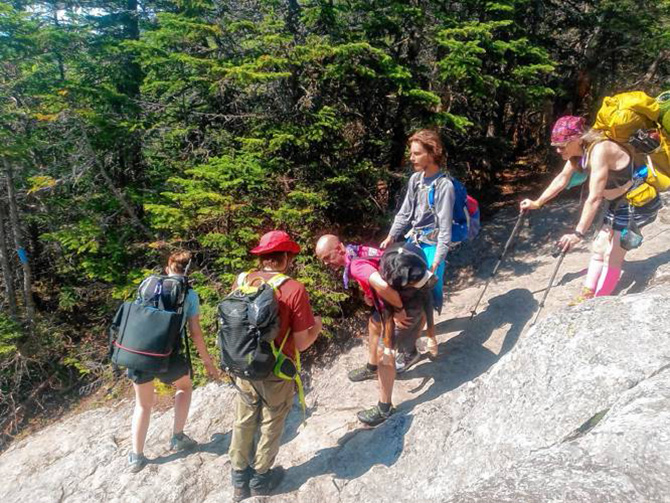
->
xmin=109 ymin=275 xmax=188 ymax=373
xmin=217 ymin=273 xmax=288 ymax=379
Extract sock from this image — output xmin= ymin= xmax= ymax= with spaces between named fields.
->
xmin=378 ymin=401 xmax=392 ymax=413
xmin=595 ymin=266 xmax=622 ymax=297
xmin=583 ymin=257 xmax=604 ymax=291
xmin=366 ymin=363 xmax=378 ymax=372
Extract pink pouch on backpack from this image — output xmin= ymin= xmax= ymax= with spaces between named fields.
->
xmin=466 ymin=195 xmax=479 ymax=215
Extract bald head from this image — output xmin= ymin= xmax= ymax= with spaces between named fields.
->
xmin=315 ymin=234 xmax=340 ymax=258
xmin=315 ymin=234 xmax=346 ymax=269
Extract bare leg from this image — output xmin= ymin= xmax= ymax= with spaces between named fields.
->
xmin=132 ymin=381 xmax=155 ymax=455
xmin=377 ymin=346 xmax=396 ymax=404
xmin=595 ymin=231 xmax=626 ymax=296
xmin=425 ymin=317 xmax=438 ymax=357
xmin=377 ymin=314 xmax=396 ymax=404
xmin=368 ymin=316 xmax=381 ymax=366
xmin=172 ymin=374 xmax=193 ymax=435
xmin=607 ymin=231 xmax=627 ymax=269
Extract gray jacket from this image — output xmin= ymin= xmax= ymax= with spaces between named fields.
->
xmin=388 ymin=172 xmax=455 ymax=265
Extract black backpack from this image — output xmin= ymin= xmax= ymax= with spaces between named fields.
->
xmin=380 ymin=242 xmax=430 ymax=290
xmin=109 ymin=275 xmax=189 ymax=373
xmin=217 ymin=272 xmax=288 ymax=380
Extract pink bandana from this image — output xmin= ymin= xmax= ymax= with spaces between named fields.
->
xmin=551 ymin=116 xmax=586 ymax=145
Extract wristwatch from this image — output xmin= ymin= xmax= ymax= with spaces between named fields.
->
xmin=573 ymin=230 xmax=585 ymax=239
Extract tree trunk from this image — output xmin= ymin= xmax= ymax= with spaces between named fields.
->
xmin=0 ymin=202 xmax=18 ymax=320
xmin=3 ymin=160 xmax=35 ymax=325
xmin=98 ymin=161 xmax=154 ymax=239
xmin=286 ymin=0 xmax=303 ymax=43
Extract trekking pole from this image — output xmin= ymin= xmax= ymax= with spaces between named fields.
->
xmin=470 ymin=210 xmax=526 ymax=318
xmin=530 ymin=248 xmax=567 ymax=326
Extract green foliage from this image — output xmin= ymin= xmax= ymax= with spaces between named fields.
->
xmin=0 ymin=315 xmax=21 ymax=357
xmin=2 ymin=0 xmax=669 ymax=430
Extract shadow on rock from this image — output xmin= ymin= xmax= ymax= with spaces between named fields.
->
xmin=400 ymin=288 xmax=537 ymax=411
xmin=279 ymin=414 xmax=413 ymax=494
xmin=149 ymin=431 xmax=230 ymax=465
xmin=277 ymin=288 xmax=536 ymax=494
xmin=449 ymin=202 xmax=580 ymax=287
xmin=557 ymin=267 xmax=587 ymax=287
xmin=617 ymin=249 xmax=670 ymax=295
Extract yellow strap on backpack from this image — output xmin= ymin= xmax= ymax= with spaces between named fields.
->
xmin=645 ymin=132 xmax=670 ymax=188
xmin=271 ymin=329 xmax=306 ymax=416
xmin=251 ymin=271 xmax=307 ymax=416
xmin=236 ymin=270 xmax=289 ymax=293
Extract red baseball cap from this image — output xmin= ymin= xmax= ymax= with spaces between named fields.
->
xmin=250 ymin=230 xmax=301 ymax=255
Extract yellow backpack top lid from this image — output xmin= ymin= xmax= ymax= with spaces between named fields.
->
xmin=593 ymin=91 xmax=660 ymax=142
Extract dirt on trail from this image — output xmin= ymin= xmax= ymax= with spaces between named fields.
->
xmin=2 ymin=191 xmax=670 ymax=503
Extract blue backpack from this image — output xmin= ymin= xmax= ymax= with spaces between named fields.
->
xmin=419 ymin=174 xmax=481 ymax=244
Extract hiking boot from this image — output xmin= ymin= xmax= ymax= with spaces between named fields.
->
xmin=250 ymin=466 xmax=285 ymax=496
xmin=395 ymin=351 xmax=422 ymax=373
xmin=232 ymin=486 xmax=251 ymax=502
xmin=231 ymin=467 xmax=252 ymax=502
xmin=568 ymin=287 xmax=595 ymax=307
xmin=169 ymin=432 xmax=198 ymax=451
xmin=128 ymin=452 xmax=148 ymax=473
xmin=348 ymin=365 xmax=377 ymax=382
xmin=357 ymin=404 xmax=395 ymax=426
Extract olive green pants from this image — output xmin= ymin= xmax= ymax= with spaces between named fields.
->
xmin=228 ymin=375 xmax=295 ymax=475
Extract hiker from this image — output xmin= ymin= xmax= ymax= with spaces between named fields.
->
xmin=379 ymin=129 xmax=456 ymax=314
xmin=126 ymin=251 xmax=219 ymax=473
xmin=316 ymin=235 xmax=437 ymax=426
xmin=520 ymin=116 xmax=662 ymax=303
xmin=228 ymin=231 xmax=322 ymax=501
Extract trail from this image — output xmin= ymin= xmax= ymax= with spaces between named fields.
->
xmin=2 ymin=194 xmax=670 ymax=503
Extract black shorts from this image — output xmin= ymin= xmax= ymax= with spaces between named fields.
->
xmin=127 ymin=353 xmax=191 ymax=385
xmin=604 ymin=197 xmax=662 ymax=231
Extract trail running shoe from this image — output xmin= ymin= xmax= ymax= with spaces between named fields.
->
xmin=169 ymin=432 xmax=198 ymax=451
xmin=568 ymin=287 xmax=595 ymax=307
xmin=128 ymin=452 xmax=148 ymax=473
xmin=357 ymin=405 xmax=395 ymax=426
xmin=395 ymin=351 xmax=422 ymax=373
xmin=348 ymin=365 xmax=377 ymax=382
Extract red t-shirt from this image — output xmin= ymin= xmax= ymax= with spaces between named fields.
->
xmin=244 ymin=271 xmax=315 ymax=357
xmin=348 ymin=258 xmax=380 ymax=304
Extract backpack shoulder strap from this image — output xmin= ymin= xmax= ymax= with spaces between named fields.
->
xmin=426 ymin=173 xmax=448 ymax=210
xmin=236 ymin=270 xmax=254 ymax=287
xmin=268 ymin=273 xmax=289 ymax=290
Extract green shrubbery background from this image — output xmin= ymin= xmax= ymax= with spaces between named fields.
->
xmin=0 ymin=0 xmax=668 ymax=439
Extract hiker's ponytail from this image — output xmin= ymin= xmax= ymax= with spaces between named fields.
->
xmin=167 ymin=251 xmax=192 ymax=275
